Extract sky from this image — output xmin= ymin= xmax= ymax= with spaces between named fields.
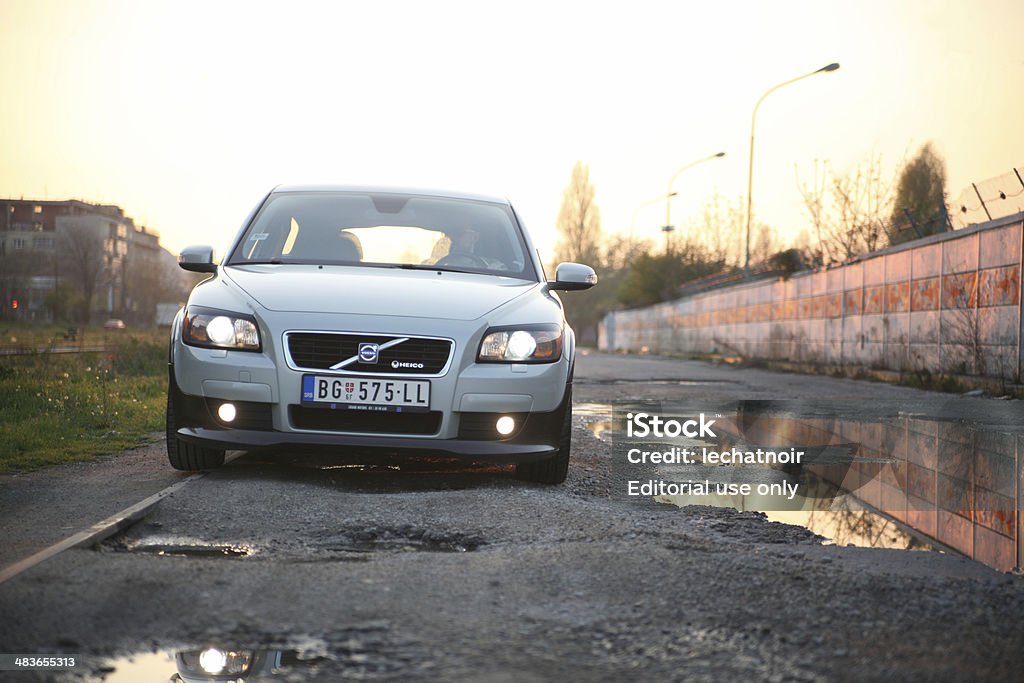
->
xmin=1 ymin=0 xmax=1022 ymax=261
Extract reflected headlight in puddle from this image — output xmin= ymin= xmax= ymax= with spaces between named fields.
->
xmin=181 ymin=647 xmax=253 ymax=676
xmin=198 ymin=648 xmax=226 ymax=673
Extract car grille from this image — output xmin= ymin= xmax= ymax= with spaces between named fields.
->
xmin=290 ymin=405 xmax=442 ymax=435
xmin=287 ymin=333 xmax=453 ymax=375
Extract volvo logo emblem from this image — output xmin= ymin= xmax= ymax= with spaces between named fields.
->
xmin=357 ymin=343 xmax=379 ymax=363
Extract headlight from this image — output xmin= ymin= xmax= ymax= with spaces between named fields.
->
xmin=478 ymin=324 xmax=562 ymax=363
xmin=183 ymin=306 xmax=261 ymax=351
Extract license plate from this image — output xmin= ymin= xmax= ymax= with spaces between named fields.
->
xmin=301 ymin=375 xmax=430 ymax=412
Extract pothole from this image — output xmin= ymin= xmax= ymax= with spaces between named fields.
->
xmin=313 ymin=525 xmax=484 ymax=557
xmin=98 ymin=537 xmax=255 ymax=559
xmin=65 ymin=626 xmax=436 ymax=682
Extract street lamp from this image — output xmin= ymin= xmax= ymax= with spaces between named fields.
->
xmin=630 ymin=193 xmax=677 ymax=242
xmin=665 ymin=151 xmax=726 ymax=241
xmin=661 ymin=224 xmax=675 ymax=254
xmin=745 ymin=62 xmax=839 ymax=271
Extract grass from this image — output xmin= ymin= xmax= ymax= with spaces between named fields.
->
xmin=899 ymin=368 xmax=970 ymax=394
xmin=0 ymin=327 xmax=169 ymax=473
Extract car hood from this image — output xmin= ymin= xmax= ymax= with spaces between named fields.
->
xmin=224 ymin=264 xmax=537 ymax=320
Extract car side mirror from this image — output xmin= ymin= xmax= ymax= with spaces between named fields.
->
xmin=548 ymin=262 xmax=597 ymax=291
xmin=178 ymin=245 xmax=218 ymax=273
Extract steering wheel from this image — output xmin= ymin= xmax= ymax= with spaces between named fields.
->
xmin=436 ymin=252 xmax=489 ymax=268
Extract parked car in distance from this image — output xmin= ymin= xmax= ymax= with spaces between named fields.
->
xmin=167 ymin=185 xmax=597 ymax=483
xmin=103 ymin=318 xmax=127 ymax=330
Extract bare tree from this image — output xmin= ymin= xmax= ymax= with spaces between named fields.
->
xmin=61 ymin=228 xmax=107 ymax=322
xmin=795 ymin=160 xmax=831 ymax=265
xmin=124 ymin=255 xmax=161 ymax=324
xmin=940 ymin=273 xmax=983 ymax=377
xmin=554 ymin=162 xmax=602 ymax=266
xmin=750 ymin=222 xmax=779 ymax=266
xmin=795 ymin=155 xmax=897 ymax=263
xmin=831 ymin=157 xmax=893 ymax=258
xmin=695 ymin=192 xmax=745 ymax=267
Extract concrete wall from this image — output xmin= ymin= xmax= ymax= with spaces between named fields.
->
xmin=601 ymin=213 xmax=1024 ymax=380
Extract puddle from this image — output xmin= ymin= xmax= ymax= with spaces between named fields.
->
xmin=98 ymin=525 xmax=482 ymax=565
xmin=574 ymin=402 xmax=612 ymax=418
xmin=587 ymin=419 xmax=613 ymax=442
xmin=610 ymin=399 xmax=1024 ymax=571
xmin=574 ymin=402 xmax=614 ymax=442
xmin=313 ymin=525 xmax=484 ymax=556
xmin=656 ymin=471 xmax=935 ymax=552
xmin=98 ymin=537 xmax=255 ymax=559
xmin=62 ymin=627 xmax=432 ymax=682
xmin=767 ymin=498 xmax=933 ymax=551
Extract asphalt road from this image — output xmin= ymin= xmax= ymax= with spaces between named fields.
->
xmin=0 ymin=352 xmax=1022 ymax=682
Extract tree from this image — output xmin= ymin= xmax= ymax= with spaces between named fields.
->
xmin=796 ymin=155 xmax=896 ymax=263
xmin=44 ymin=281 xmax=85 ymax=321
xmin=889 ymin=142 xmax=948 ymax=245
xmin=695 ymin=192 xmax=745 ymax=267
xmin=830 ymin=158 xmax=893 ymax=258
xmin=60 ymin=228 xmax=107 ymax=323
xmin=562 ymin=233 xmax=642 ymax=344
xmin=0 ymin=246 xmax=46 ymax=320
xmin=617 ymin=239 xmax=723 ymax=308
xmin=554 ymin=162 xmax=602 ymax=266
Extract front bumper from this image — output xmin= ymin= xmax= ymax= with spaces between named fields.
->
xmin=169 ymin=359 xmax=570 ymax=465
xmin=175 ymin=426 xmax=558 ymax=464
xmin=170 ymin=309 xmax=573 ymax=463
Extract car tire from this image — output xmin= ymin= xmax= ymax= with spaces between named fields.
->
xmin=166 ymin=374 xmax=225 ymax=471
xmin=515 ymin=385 xmax=571 ymax=485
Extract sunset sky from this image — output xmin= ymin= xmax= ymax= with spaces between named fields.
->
xmin=1 ymin=0 xmax=1021 ymax=261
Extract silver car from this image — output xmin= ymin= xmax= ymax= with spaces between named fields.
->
xmin=167 ymin=185 xmax=596 ymax=484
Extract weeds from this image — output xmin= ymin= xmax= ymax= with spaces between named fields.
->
xmin=0 ymin=329 xmax=167 ymax=472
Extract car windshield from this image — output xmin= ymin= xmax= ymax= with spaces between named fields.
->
xmin=227 ymin=191 xmax=534 ymax=279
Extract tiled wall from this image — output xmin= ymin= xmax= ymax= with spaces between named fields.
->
xmin=601 ymin=214 xmax=1024 ymax=380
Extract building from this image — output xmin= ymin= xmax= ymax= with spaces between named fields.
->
xmin=0 ymin=198 xmax=183 ymax=323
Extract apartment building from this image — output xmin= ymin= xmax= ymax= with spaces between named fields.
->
xmin=0 ymin=199 xmax=181 ymax=323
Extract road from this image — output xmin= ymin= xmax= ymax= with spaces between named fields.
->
xmin=0 ymin=352 xmax=1022 ymax=682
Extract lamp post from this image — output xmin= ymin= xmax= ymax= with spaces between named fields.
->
xmin=661 ymin=224 xmax=675 ymax=254
xmin=744 ymin=62 xmax=839 ymax=271
xmin=665 ymin=152 xmax=726 ymax=243
xmin=630 ymin=193 xmax=677 ymax=243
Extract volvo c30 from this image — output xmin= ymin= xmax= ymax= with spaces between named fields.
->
xmin=167 ymin=185 xmax=596 ymax=484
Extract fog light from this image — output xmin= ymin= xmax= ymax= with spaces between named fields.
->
xmin=199 ymin=648 xmax=227 ymax=674
xmin=218 ymin=402 xmax=237 ymax=423
xmin=495 ymin=416 xmax=516 ymax=436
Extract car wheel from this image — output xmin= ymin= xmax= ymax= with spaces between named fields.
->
xmin=166 ymin=375 xmax=225 ymax=471
xmin=515 ymin=385 xmax=571 ymax=485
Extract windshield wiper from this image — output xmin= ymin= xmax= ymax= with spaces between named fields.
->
xmin=394 ymin=263 xmax=476 ymax=274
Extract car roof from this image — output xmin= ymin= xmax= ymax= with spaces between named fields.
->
xmin=270 ymin=184 xmax=510 ymax=205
